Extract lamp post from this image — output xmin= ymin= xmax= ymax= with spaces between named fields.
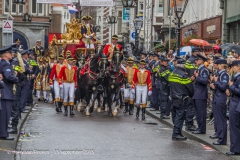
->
xmin=133 ymin=17 xmax=143 ymax=56
xmin=122 ymin=0 xmax=136 ymax=7
xmin=173 ymin=0 xmax=189 ymax=56
xmin=106 ymin=15 xmax=117 ymax=39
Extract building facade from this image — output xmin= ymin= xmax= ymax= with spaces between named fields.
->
xmin=0 ymin=0 xmax=52 ymax=49
xmin=181 ymin=0 xmax=222 ymax=44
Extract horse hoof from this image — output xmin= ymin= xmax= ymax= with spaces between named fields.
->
xmin=89 ymin=108 xmax=93 ymax=113
xmin=80 ymin=108 xmax=85 ymax=112
xmin=86 ymin=111 xmax=91 ymax=116
xmin=113 ymin=111 xmax=118 ymax=116
xmin=105 ymin=108 xmax=108 ymax=112
xmin=77 ymin=109 xmax=81 ymax=112
xmin=97 ymin=108 xmax=101 ymax=113
xmin=108 ymin=113 xmax=113 ymax=117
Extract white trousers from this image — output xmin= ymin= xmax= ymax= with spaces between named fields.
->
xmin=124 ymin=88 xmax=135 ymax=101
xmin=54 ymin=80 xmax=63 ymax=101
xmin=135 ymin=85 xmax=148 ymax=105
xmin=37 ymin=90 xmax=42 ymax=99
xmin=63 ymin=82 xmax=75 ymax=105
xmin=85 ymin=44 xmax=95 ymax=48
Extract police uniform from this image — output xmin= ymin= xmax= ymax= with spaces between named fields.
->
xmin=168 ymin=59 xmax=194 ymax=141
xmin=49 ymin=55 xmax=64 ymax=112
xmin=226 ymin=60 xmax=240 ymax=155
xmin=150 ymin=53 xmax=160 ymax=111
xmin=0 ymin=45 xmax=19 ymax=140
xmin=185 ymin=48 xmax=199 ymax=131
xmin=192 ymin=54 xmax=210 ymax=134
xmin=159 ymin=56 xmax=172 ymax=119
xmin=81 ymin=16 xmax=96 ymax=48
xmin=132 ymin=59 xmax=152 ymax=120
xmin=211 ymin=59 xmax=229 ymax=145
xmin=0 ymin=80 xmax=3 ymax=110
xmin=15 ymin=39 xmax=23 ymax=51
xmin=58 ymin=56 xmax=77 ymax=116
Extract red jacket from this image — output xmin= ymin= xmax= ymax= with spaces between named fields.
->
xmin=49 ymin=63 xmax=63 ymax=84
xmin=58 ymin=65 xmax=77 ymax=88
xmin=103 ymin=44 xmax=123 ymax=60
xmin=132 ymin=69 xmax=152 ymax=91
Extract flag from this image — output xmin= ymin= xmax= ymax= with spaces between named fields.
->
xmin=171 ymin=0 xmax=174 ymax=8
xmin=67 ymin=4 xmax=78 ymax=14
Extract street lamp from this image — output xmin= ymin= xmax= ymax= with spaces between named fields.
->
xmin=14 ymin=0 xmax=27 ymax=4
xmin=133 ymin=17 xmax=143 ymax=56
xmin=122 ymin=0 xmax=136 ymax=7
xmin=106 ymin=16 xmax=118 ymax=24
xmin=22 ymin=13 xmax=33 ymax=22
xmin=173 ymin=0 xmax=189 ymax=56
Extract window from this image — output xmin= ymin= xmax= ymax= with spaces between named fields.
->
xmin=64 ymin=12 xmax=66 ymax=19
xmin=67 ymin=12 xmax=69 ymax=19
xmin=4 ymin=0 xmax=24 ymax=14
xmin=139 ymin=2 xmax=144 ymax=11
xmin=158 ymin=3 xmax=163 ymax=13
xmin=32 ymin=0 xmax=44 ymax=15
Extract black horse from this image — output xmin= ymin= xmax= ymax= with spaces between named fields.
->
xmin=104 ymin=50 xmax=124 ymax=116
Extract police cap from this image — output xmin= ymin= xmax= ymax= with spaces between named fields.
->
xmin=195 ymin=54 xmax=208 ymax=62
xmin=177 ymin=59 xmax=186 ymax=64
xmin=215 ymin=59 xmax=227 ymax=64
xmin=231 ymin=60 xmax=240 ymax=67
xmin=20 ymin=50 xmax=28 ymax=55
xmin=0 ymin=44 xmax=16 ymax=55
xmin=192 ymin=47 xmax=201 ymax=53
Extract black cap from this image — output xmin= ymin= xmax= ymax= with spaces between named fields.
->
xmin=141 ymin=51 xmax=147 ymax=55
xmin=177 ymin=59 xmax=186 ymax=64
xmin=192 ymin=47 xmax=201 ymax=53
xmin=231 ymin=60 xmax=240 ymax=67
xmin=148 ymin=51 xmax=154 ymax=56
xmin=0 ymin=45 xmax=15 ymax=55
xmin=173 ymin=56 xmax=181 ymax=61
xmin=215 ymin=59 xmax=227 ymax=64
xmin=11 ymin=48 xmax=18 ymax=53
xmin=195 ymin=54 xmax=208 ymax=62
xmin=160 ymin=55 xmax=169 ymax=61
xmin=20 ymin=50 xmax=29 ymax=55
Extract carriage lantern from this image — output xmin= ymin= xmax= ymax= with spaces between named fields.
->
xmin=122 ymin=0 xmax=136 ymax=8
xmin=14 ymin=0 xmax=27 ymax=4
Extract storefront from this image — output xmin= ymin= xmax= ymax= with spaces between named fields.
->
xmin=181 ymin=16 xmax=222 ymax=44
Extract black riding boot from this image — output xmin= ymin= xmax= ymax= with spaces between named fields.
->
xmin=142 ymin=108 xmax=146 ymax=120
xmin=58 ymin=102 xmax=63 ymax=112
xmin=129 ymin=104 xmax=133 ymax=115
xmin=55 ymin=102 xmax=59 ymax=112
xmin=123 ymin=102 xmax=129 ymax=113
xmin=8 ymin=125 xmax=17 ymax=134
xmin=70 ymin=106 xmax=75 ymax=115
xmin=136 ymin=106 xmax=140 ymax=118
xmin=64 ymin=106 xmax=68 ymax=116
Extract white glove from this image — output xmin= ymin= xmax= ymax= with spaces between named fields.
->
xmin=37 ymin=82 xmax=40 ymax=85
xmin=59 ymin=85 xmax=63 ymax=89
xmin=85 ymin=36 xmax=90 ymax=39
xmin=42 ymin=78 xmax=45 ymax=82
xmin=131 ymin=89 xmax=135 ymax=94
xmin=49 ymin=85 xmax=53 ymax=89
xmin=148 ymin=91 xmax=152 ymax=96
xmin=90 ymin=34 xmax=94 ymax=37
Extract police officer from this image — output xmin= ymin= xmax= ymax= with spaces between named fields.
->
xmin=168 ymin=59 xmax=194 ymax=140
xmin=185 ymin=48 xmax=199 ymax=132
xmin=15 ymin=39 xmax=23 ymax=51
xmin=26 ymin=50 xmax=37 ymax=106
xmin=150 ymin=53 xmax=160 ymax=111
xmin=158 ymin=55 xmax=172 ymax=119
xmin=140 ymin=51 xmax=148 ymax=64
xmin=0 ymin=74 xmax=4 ymax=110
xmin=226 ymin=60 xmax=240 ymax=155
xmin=209 ymin=59 xmax=229 ymax=145
xmin=147 ymin=52 xmax=155 ymax=108
xmin=0 ymin=45 xmax=19 ymax=140
xmin=192 ymin=54 xmax=210 ymax=134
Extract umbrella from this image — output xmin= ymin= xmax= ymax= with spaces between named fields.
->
xmin=220 ymin=43 xmax=240 ymax=52
xmin=189 ymin=39 xmax=211 ymax=46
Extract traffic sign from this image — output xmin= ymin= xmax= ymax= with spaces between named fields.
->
xmin=131 ymin=32 xmax=136 ymax=39
xmin=2 ymin=20 xmax=13 ymax=33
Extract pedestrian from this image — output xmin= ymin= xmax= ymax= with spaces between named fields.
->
xmin=226 ymin=60 xmax=240 ymax=156
xmin=192 ymin=54 xmax=210 ymax=134
xmin=168 ymin=58 xmax=194 ymax=140
xmin=210 ymin=59 xmax=229 ymax=145
xmin=0 ymin=45 xmax=19 ymax=140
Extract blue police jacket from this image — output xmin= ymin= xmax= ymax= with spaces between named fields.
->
xmin=213 ymin=69 xmax=229 ymax=103
xmin=0 ymin=59 xmax=19 ymax=100
xmin=192 ymin=64 xmax=209 ymax=100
